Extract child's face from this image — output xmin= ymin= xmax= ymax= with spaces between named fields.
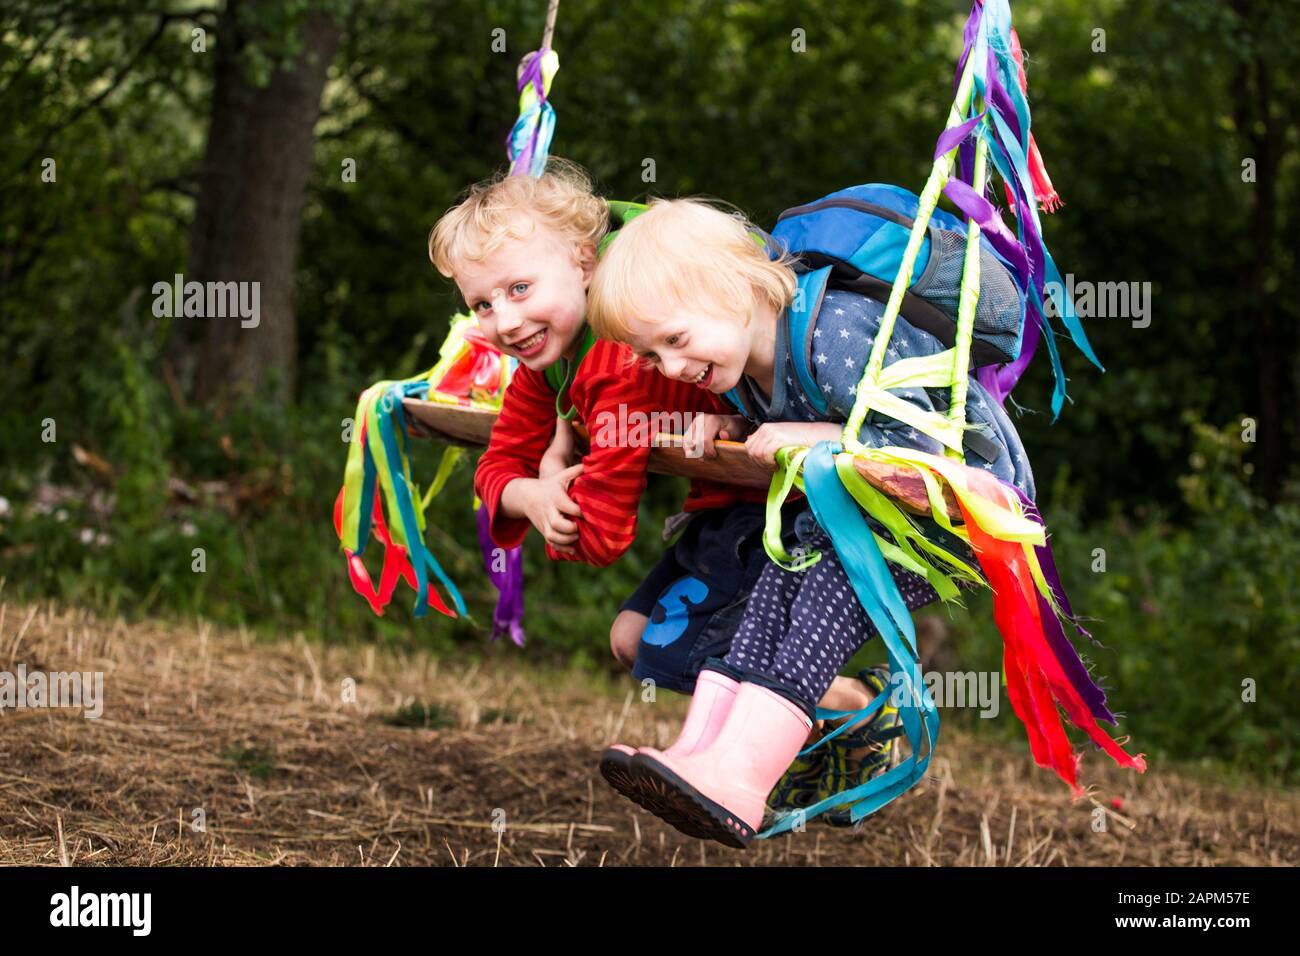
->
xmin=454 ymin=217 xmax=595 ymax=371
xmin=623 ymin=303 xmax=756 ymax=396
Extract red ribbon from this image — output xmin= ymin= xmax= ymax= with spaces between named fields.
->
xmin=1002 ymin=26 xmax=1064 ymax=214
xmin=432 ymin=326 xmax=505 ymax=403
xmin=333 ymin=480 xmax=455 ymax=619
xmin=956 ymin=493 xmax=1146 ymax=795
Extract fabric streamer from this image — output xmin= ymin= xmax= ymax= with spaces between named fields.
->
xmin=757 ymin=0 xmax=1144 ymax=833
xmin=762 ymin=443 xmax=941 ymax=836
xmin=508 ymin=49 xmax=559 ymax=178
xmin=338 ymin=39 xmax=562 ymax=635
xmin=334 ymin=318 xmax=517 ymax=620
xmin=477 ymin=501 xmax=526 ymax=646
xmin=946 ymin=0 xmax=1102 ymax=417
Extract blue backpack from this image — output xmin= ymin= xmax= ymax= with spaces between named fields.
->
xmin=770 ymin=183 xmax=1027 ymax=374
xmin=723 ymin=184 xmax=1021 ymax=462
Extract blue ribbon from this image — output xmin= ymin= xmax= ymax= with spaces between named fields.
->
xmin=760 ymin=442 xmax=940 ymax=836
xmin=375 ymin=382 xmax=467 ymax=618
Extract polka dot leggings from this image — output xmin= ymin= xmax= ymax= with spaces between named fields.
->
xmin=723 ymin=531 xmax=939 ymax=711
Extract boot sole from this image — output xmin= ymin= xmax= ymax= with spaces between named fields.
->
xmin=630 ymin=754 xmax=755 ymax=849
xmin=598 ymin=747 xmax=647 ymax=808
xmin=600 ymin=748 xmax=716 ymax=839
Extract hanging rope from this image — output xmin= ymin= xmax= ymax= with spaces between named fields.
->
xmin=542 ymin=0 xmax=560 ymax=51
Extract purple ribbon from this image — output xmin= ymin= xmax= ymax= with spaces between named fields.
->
xmin=979 ymin=164 xmax=1048 ymax=406
xmin=943 ymin=4 xmax=1112 ymax=720
xmin=942 ymin=179 xmax=1029 ymax=281
xmin=1009 ymin=484 xmax=1116 ymax=724
xmin=507 ymin=48 xmax=551 ymax=177
xmin=476 ymin=501 xmax=526 ymax=646
xmin=935 ymin=112 xmax=1044 ymax=407
xmin=940 ymin=0 xmax=1062 ymax=408
xmin=982 ymin=45 xmax=1023 ymax=145
xmin=953 ymin=2 xmax=982 ymax=186
xmin=490 ymin=47 xmax=556 ymax=643
xmin=933 ymin=111 xmax=984 ymax=160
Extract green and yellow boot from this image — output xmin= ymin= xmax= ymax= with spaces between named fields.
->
xmin=819 ymin=666 xmax=904 ymax=828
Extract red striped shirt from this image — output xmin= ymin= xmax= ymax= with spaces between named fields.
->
xmin=474 ymin=340 xmax=765 ymax=566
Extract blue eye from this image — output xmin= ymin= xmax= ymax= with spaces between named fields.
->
xmin=511 ymin=282 xmax=529 ymax=295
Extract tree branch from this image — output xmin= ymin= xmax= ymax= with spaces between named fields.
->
xmin=0 ymin=11 xmax=71 ymax=100
xmin=6 ymin=11 xmax=171 ymax=183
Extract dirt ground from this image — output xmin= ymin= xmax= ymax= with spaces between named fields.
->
xmin=0 ymin=598 xmax=1295 ymax=867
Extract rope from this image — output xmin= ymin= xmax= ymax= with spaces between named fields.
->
xmin=541 ymin=0 xmax=560 ymax=50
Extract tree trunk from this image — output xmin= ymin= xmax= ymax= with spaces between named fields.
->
xmin=1230 ymin=0 xmax=1297 ymax=503
xmin=183 ymin=0 xmax=340 ymax=408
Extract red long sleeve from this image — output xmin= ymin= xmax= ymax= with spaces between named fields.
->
xmin=473 ymin=361 xmax=558 ymax=551
xmin=474 ymin=340 xmax=764 ymax=567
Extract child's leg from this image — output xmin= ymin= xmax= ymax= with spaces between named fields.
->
xmin=767 ymin=550 xmax=938 ymax=816
xmin=720 ymin=560 xmax=802 ymax=674
xmin=770 ymin=544 xmax=940 ymax=715
xmin=766 ymin=546 xmax=878 ymax=710
xmin=722 ymin=561 xmax=897 ymax=746
xmin=609 ymin=610 xmax=645 ymax=671
xmin=820 ymin=674 xmax=876 ymax=713
xmin=613 ymin=544 xmax=692 ymax=687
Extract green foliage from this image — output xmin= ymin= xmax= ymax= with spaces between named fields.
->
xmin=102 ymin=338 xmax=171 ymax=532
xmin=382 ymin=701 xmax=456 ymax=729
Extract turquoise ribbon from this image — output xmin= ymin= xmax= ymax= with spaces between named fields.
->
xmin=376 ymin=381 xmax=467 ymax=618
xmin=973 ymin=0 xmax=1102 ymax=417
xmin=353 ymin=424 xmax=378 ymax=557
xmin=761 ymin=442 xmax=939 ymax=836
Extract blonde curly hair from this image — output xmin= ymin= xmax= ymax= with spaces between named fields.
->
xmin=428 ymin=157 xmax=608 ymax=278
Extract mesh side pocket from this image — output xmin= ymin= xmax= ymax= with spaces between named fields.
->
xmin=912 ymin=228 xmax=1023 ymax=361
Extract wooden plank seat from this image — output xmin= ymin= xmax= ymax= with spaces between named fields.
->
xmin=402 ymin=398 xmax=960 ymax=520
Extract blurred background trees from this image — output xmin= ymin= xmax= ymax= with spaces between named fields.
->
xmin=1 ymin=0 xmax=1297 ymax=780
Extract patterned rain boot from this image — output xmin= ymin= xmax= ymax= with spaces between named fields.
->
xmin=820 ymin=666 xmax=905 ymax=827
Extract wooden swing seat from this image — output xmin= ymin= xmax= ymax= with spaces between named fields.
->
xmin=403 ymin=399 xmax=960 ymax=520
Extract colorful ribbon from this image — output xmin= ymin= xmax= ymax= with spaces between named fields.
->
xmin=507 ymin=49 xmax=559 ymax=177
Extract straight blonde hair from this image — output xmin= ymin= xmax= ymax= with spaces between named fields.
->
xmin=587 ymin=198 xmax=797 ymax=341
xmin=428 ymin=157 xmax=608 ymax=278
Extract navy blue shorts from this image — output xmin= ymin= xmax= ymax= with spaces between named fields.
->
xmin=621 ymin=501 xmax=804 ymax=694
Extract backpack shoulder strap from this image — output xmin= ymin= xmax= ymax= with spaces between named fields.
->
xmin=721 ymin=385 xmax=750 ymax=416
xmin=788 ymin=266 xmax=833 ymax=415
xmin=600 ymin=200 xmax=649 ymax=256
xmin=543 ymin=324 xmax=598 ymax=421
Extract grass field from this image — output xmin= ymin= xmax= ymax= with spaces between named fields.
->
xmin=0 ymin=598 xmax=1295 ymax=867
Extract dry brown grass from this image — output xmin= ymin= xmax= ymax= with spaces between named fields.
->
xmin=0 ymin=597 xmax=1295 ymax=867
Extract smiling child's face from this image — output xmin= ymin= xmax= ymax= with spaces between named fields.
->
xmin=622 ymin=303 xmax=756 ymax=396
xmin=454 ymin=216 xmax=595 ymax=371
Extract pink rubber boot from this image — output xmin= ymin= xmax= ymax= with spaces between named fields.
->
xmin=599 ymin=671 xmax=738 ymax=816
xmin=597 ymin=744 xmax=640 ymax=804
xmin=631 ymin=682 xmax=813 ymax=848
xmin=655 ymin=669 xmax=739 ymax=758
